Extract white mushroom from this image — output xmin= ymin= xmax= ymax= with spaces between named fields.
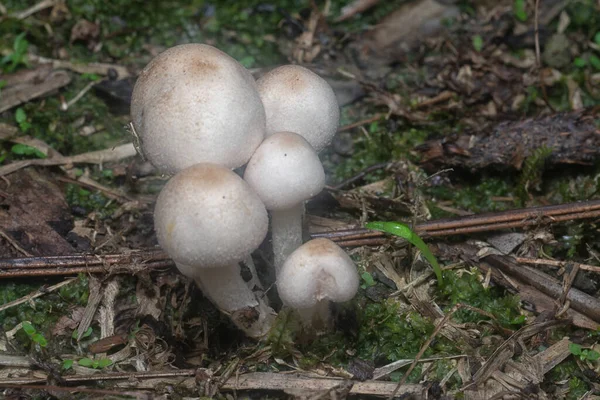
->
xmin=244 ymin=132 xmax=325 ymax=272
xmin=257 ymin=65 xmax=339 ymax=152
xmin=277 ymin=238 xmax=359 ymax=329
xmin=131 ymin=43 xmax=266 ymax=173
xmin=154 ymin=163 xmax=274 ymax=338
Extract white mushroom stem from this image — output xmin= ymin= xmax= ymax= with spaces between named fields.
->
xmin=177 ymin=262 xmax=275 ymax=338
xmin=271 ymin=203 xmax=304 ymax=272
xmin=242 ymin=255 xmax=263 ymax=290
xmin=296 ymin=300 xmax=331 ymax=329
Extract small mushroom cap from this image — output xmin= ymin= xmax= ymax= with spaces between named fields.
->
xmin=257 ymin=65 xmax=339 ymax=152
xmin=131 ymin=43 xmax=266 ymax=173
xmin=154 ymin=163 xmax=268 ymax=269
xmin=243 ymin=131 xmax=325 ymax=210
xmin=277 ymin=238 xmax=359 ymax=309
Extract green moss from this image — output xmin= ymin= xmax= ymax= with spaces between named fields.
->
xmin=548 ymin=358 xmax=590 ymax=399
xmin=425 ymin=176 xmax=514 ymax=218
xmin=0 ymin=275 xmax=89 ymax=344
xmin=332 ymin=122 xmax=429 ymax=182
xmin=440 ymin=270 xmax=525 ymax=329
xmin=65 ymin=183 xmax=118 ymax=218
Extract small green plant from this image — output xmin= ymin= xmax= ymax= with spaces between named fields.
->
xmin=11 ymin=144 xmax=46 ymax=159
xmin=513 ymin=0 xmax=528 ymax=22
xmin=62 ymin=359 xmax=74 ymax=370
xmin=1 ymin=32 xmax=30 ymax=73
xmin=14 ymin=108 xmax=31 ymax=133
xmin=590 ymin=55 xmax=600 ymax=71
xmin=72 ymin=327 xmax=93 ymax=340
xmin=21 ymin=321 xmax=48 ymax=347
xmin=366 ymin=221 xmax=443 ymax=285
xmin=360 ymin=271 xmax=377 ymax=289
xmin=472 ymin=35 xmax=484 ymax=52
xmin=569 ymin=343 xmax=600 ymax=361
xmin=78 ymin=357 xmax=113 ymax=369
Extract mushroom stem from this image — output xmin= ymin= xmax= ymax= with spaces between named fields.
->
xmin=271 ymin=204 xmax=304 ymax=272
xmin=242 ymin=255 xmax=263 ymax=290
xmin=296 ymin=300 xmax=331 ymax=330
xmin=179 ymin=263 xmax=275 ymax=338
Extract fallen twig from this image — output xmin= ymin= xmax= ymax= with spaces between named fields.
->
xmin=484 ymin=254 xmax=600 ymax=322
xmin=0 ymin=143 xmax=137 ymax=176
xmin=313 ymin=199 xmax=600 ymax=241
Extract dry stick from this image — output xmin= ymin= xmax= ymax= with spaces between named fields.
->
xmin=0 ymin=260 xmax=173 ymax=278
xmin=0 ymin=369 xmax=195 ymax=385
xmin=0 ymin=383 xmax=144 ymax=398
xmin=313 ymin=199 xmax=600 ymax=241
xmin=484 ymin=254 xmax=600 ymax=322
xmin=514 ymin=257 xmax=600 ymax=274
xmin=337 ymin=114 xmax=384 ymax=133
xmin=3 ymin=201 xmax=600 ymax=278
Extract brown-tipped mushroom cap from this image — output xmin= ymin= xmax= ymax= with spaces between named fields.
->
xmin=277 ymin=238 xmax=359 ymax=309
xmin=243 ymin=131 xmax=325 ymax=210
xmin=257 ymin=65 xmax=339 ymax=152
xmin=131 ymin=44 xmax=266 ymax=173
xmin=154 ymin=163 xmax=268 ymax=269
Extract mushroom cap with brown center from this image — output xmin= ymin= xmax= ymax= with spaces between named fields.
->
xmin=154 ymin=163 xmax=268 ymax=269
xmin=243 ymin=131 xmax=325 ymax=210
xmin=277 ymin=238 xmax=359 ymax=309
xmin=257 ymin=65 xmax=339 ymax=152
xmin=131 ymin=43 xmax=266 ymax=173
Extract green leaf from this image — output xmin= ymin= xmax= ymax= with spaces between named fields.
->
xmin=32 ymin=333 xmax=47 ymax=347
xmin=361 ymin=272 xmax=376 ymax=287
xmin=569 ymin=342 xmax=583 ymax=355
xmin=81 ymin=73 xmax=100 ymax=81
xmin=574 ymin=57 xmax=587 ymax=68
xmin=365 ymin=221 xmax=443 ymax=285
xmin=595 ymin=31 xmax=600 ymax=45
xmin=82 ymin=327 xmax=93 ymax=338
xmin=472 ymin=35 xmax=484 ymax=52
xmin=514 ymin=0 xmax=527 ymax=21
xmin=21 ymin=321 xmax=36 ymax=336
xmin=13 ymin=32 xmax=28 ymax=54
xmin=15 ymin=108 xmax=27 ymax=124
xmin=590 ymin=55 xmax=600 ymax=71
xmin=11 ymin=144 xmax=46 ymax=159
xmin=78 ymin=358 xmax=94 ymax=367
xmin=63 ymin=359 xmax=74 ymax=370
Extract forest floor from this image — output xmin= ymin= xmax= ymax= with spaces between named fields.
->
xmin=0 ymin=0 xmax=600 ymax=398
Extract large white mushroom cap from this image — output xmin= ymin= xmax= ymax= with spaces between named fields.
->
xmin=131 ymin=43 xmax=266 ymax=173
xmin=257 ymin=65 xmax=339 ymax=152
xmin=244 ymin=131 xmax=325 ymax=210
xmin=154 ymin=163 xmax=268 ymax=269
xmin=277 ymin=238 xmax=359 ymax=309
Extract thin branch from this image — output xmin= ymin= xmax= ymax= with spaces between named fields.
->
xmin=337 ymin=114 xmax=384 ymax=133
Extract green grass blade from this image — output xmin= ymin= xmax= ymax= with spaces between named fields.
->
xmin=366 ymin=221 xmax=443 ymax=285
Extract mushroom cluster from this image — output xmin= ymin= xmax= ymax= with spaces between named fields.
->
xmin=133 ymin=43 xmax=359 ymax=337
